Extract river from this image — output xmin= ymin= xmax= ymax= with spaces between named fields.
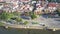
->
xmin=0 ymin=26 xmax=60 ymax=34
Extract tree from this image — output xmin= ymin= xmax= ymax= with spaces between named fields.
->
xmin=15 ymin=17 xmax=22 ymax=22
xmin=28 ymin=12 xmax=34 ymax=15
xmin=56 ymin=9 xmax=60 ymax=16
xmin=0 ymin=22 xmax=4 ymax=26
xmin=15 ymin=17 xmax=23 ymax=24
xmin=12 ymin=11 xmax=21 ymax=16
xmin=31 ymin=14 xmax=37 ymax=19
xmin=48 ymin=0 xmax=53 ymax=2
xmin=24 ymin=21 xmax=28 ymax=25
xmin=0 ymin=12 xmax=14 ymax=20
xmin=32 ymin=0 xmax=38 ymax=1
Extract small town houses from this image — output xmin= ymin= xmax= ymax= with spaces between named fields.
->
xmin=34 ymin=1 xmax=58 ymax=15
xmin=20 ymin=4 xmax=33 ymax=12
xmin=0 ymin=0 xmax=59 ymax=14
xmin=34 ymin=3 xmax=44 ymax=14
xmin=34 ymin=0 xmax=48 ymax=15
xmin=48 ymin=2 xmax=57 ymax=13
xmin=20 ymin=0 xmax=31 ymax=3
xmin=57 ymin=3 xmax=60 ymax=9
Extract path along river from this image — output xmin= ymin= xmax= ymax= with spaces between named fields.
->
xmin=0 ymin=26 xmax=60 ymax=34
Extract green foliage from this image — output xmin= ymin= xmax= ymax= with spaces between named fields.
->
xmin=0 ymin=22 xmax=4 ymax=26
xmin=24 ymin=21 xmax=28 ymax=25
xmin=56 ymin=9 xmax=60 ymax=16
xmin=7 ymin=13 xmax=14 ymax=20
xmin=15 ymin=17 xmax=22 ymax=22
xmin=32 ymin=0 xmax=38 ymax=1
xmin=31 ymin=14 xmax=37 ymax=19
xmin=0 ymin=12 xmax=14 ymax=20
xmin=29 ymin=12 xmax=32 ymax=16
xmin=47 ymin=0 xmax=60 ymax=3
xmin=32 ymin=22 xmax=38 ymax=24
xmin=12 ymin=12 xmax=20 ymax=16
xmin=48 ymin=0 xmax=52 ymax=2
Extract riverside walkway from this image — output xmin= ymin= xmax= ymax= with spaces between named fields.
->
xmin=3 ymin=23 xmax=60 ymax=31
xmin=3 ymin=23 xmax=43 ymax=29
xmin=1 ymin=16 xmax=60 ymax=31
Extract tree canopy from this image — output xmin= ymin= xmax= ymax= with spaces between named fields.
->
xmin=0 ymin=12 xmax=14 ymax=20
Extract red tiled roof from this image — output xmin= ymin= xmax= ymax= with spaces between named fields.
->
xmin=0 ymin=0 xmax=4 ymax=2
xmin=57 ymin=3 xmax=60 ymax=6
xmin=48 ymin=3 xmax=57 ymax=7
xmin=37 ymin=5 xmax=43 ymax=8
xmin=57 ymin=3 xmax=60 ymax=8
xmin=20 ymin=0 xmax=30 ymax=1
xmin=12 ymin=0 xmax=18 ymax=2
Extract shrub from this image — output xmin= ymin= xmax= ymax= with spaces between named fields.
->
xmin=12 ymin=12 xmax=21 ymax=16
xmin=0 ymin=22 xmax=4 ymax=26
xmin=24 ymin=21 xmax=28 ymax=25
xmin=15 ymin=17 xmax=22 ymax=22
xmin=56 ymin=9 xmax=60 ymax=16
xmin=0 ymin=12 xmax=14 ymax=20
xmin=31 ymin=14 xmax=37 ymax=19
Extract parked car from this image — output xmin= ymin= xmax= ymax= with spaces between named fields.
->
xmin=31 ymin=22 xmax=38 ymax=24
xmin=39 ymin=23 xmax=45 ymax=26
xmin=6 ymin=20 xmax=16 ymax=24
xmin=21 ymin=16 xmax=30 ymax=20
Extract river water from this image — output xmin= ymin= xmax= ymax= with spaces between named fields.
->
xmin=0 ymin=27 xmax=60 ymax=34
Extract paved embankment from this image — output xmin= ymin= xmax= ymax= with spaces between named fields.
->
xmin=2 ymin=23 xmax=60 ymax=31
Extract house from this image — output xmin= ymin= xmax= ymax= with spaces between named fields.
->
xmin=36 ymin=3 xmax=44 ymax=10
xmin=34 ymin=3 xmax=45 ymax=15
xmin=13 ymin=4 xmax=18 ymax=10
xmin=20 ymin=0 xmax=31 ymax=3
xmin=34 ymin=0 xmax=49 ymax=14
xmin=11 ymin=1 xmax=19 ymax=12
xmin=48 ymin=2 xmax=57 ymax=13
xmin=0 ymin=0 xmax=4 ymax=2
xmin=2 ymin=3 xmax=13 ymax=13
xmin=4 ymin=0 xmax=12 ymax=3
xmin=0 ymin=10 xmax=3 ymax=13
xmin=34 ymin=9 xmax=43 ymax=15
xmin=20 ymin=4 xmax=33 ymax=12
xmin=0 ymin=2 xmax=5 ymax=9
xmin=32 ymin=1 xmax=36 ymax=4
xmin=57 ymin=3 xmax=60 ymax=9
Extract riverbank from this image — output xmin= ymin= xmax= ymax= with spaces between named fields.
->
xmin=0 ymin=24 xmax=59 ymax=32
xmin=0 ymin=26 xmax=60 ymax=34
xmin=1 ymin=23 xmax=60 ymax=31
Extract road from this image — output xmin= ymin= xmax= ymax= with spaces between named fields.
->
xmin=23 ymin=16 xmax=60 ymax=28
xmin=1 ymin=16 xmax=60 ymax=30
xmin=32 ymin=16 xmax=60 ymax=28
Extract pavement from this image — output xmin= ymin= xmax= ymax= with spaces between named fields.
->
xmin=24 ymin=16 xmax=60 ymax=28
xmin=0 ymin=16 xmax=60 ymax=29
xmin=36 ymin=16 xmax=60 ymax=28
